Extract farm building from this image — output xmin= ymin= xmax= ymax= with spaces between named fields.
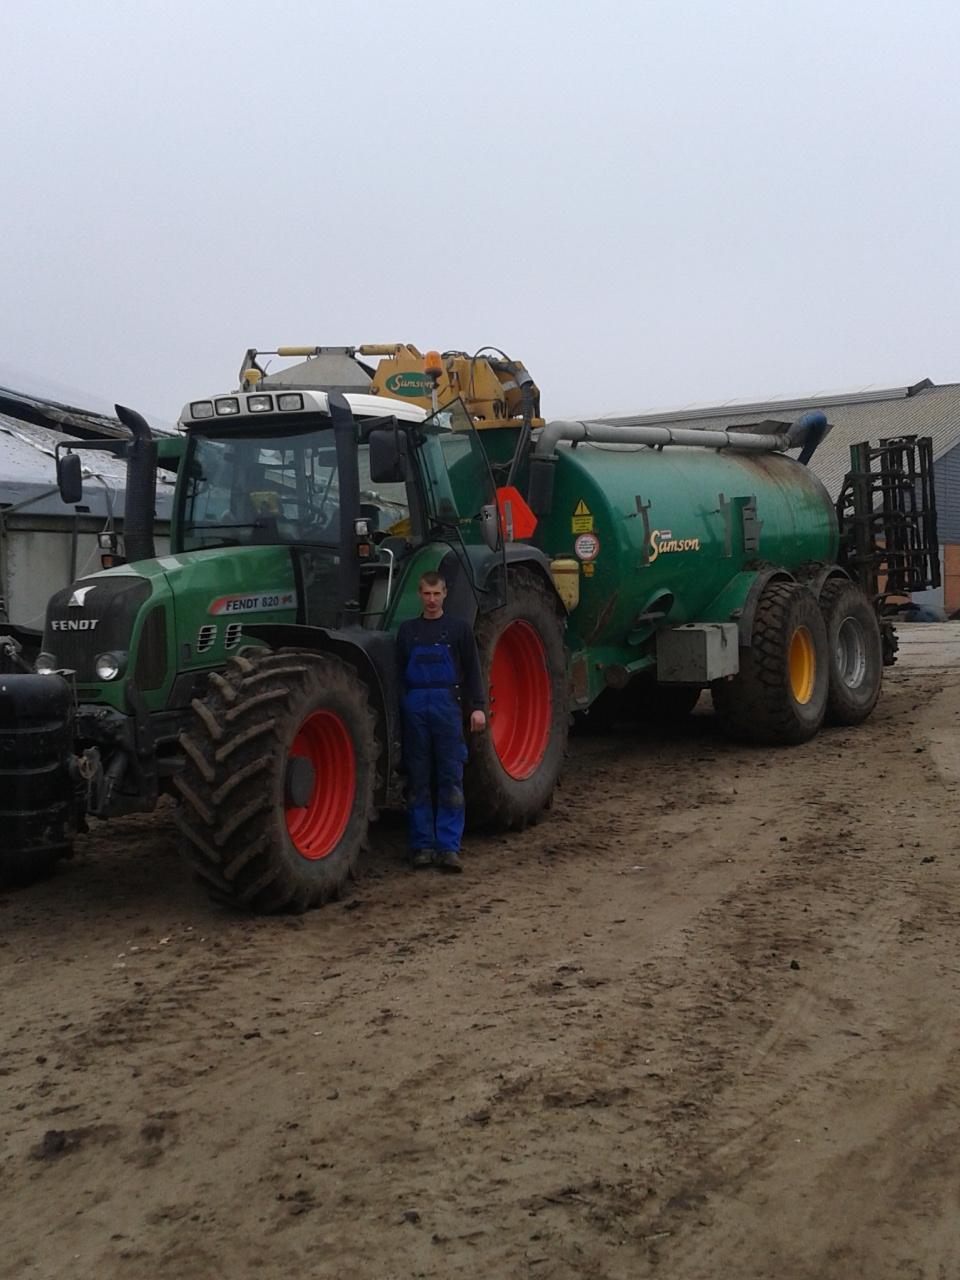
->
xmin=598 ymin=378 xmax=960 ymax=614
xmin=0 ymin=381 xmax=173 ymax=654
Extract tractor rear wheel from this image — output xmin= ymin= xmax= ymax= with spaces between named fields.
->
xmin=819 ymin=578 xmax=883 ymax=725
xmin=712 ymin=581 xmax=828 ymax=745
xmin=175 ymin=651 xmax=377 ymax=913
xmin=465 ymin=568 xmax=568 ymax=829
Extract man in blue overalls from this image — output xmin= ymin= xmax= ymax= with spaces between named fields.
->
xmin=397 ymin=571 xmax=486 ymax=872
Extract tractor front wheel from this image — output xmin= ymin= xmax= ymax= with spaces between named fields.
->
xmin=175 ymin=651 xmax=377 ymax=913
xmin=712 ymin=581 xmax=828 ymax=745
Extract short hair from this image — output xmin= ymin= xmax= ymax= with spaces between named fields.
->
xmin=419 ymin=571 xmax=446 ymax=588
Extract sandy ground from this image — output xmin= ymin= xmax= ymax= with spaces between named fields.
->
xmin=3 ymin=637 xmax=960 ymax=1279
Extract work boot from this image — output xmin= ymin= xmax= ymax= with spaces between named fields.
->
xmin=435 ymin=850 xmax=463 ymax=873
xmin=410 ymin=849 xmax=434 ymax=869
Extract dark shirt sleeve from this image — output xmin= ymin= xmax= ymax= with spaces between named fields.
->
xmin=456 ymin=620 xmax=486 ymax=711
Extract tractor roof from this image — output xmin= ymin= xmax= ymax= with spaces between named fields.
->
xmin=176 ymin=389 xmax=426 ymax=431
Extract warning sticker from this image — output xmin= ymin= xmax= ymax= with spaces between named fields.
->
xmin=571 ymin=499 xmax=594 ymax=534
xmin=208 ymin=589 xmax=297 ymax=616
xmin=582 ymin=563 xmax=596 ymax=578
xmin=574 ymin=532 xmax=600 ymax=562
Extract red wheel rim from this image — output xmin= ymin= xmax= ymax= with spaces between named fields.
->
xmin=285 ymin=710 xmax=355 ymax=859
xmin=489 ymin=620 xmax=552 ymax=780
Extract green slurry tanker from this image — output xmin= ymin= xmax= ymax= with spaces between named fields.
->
xmin=0 ymin=345 xmax=939 ymax=910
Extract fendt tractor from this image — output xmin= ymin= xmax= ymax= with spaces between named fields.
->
xmin=0 ymin=344 xmax=939 ymax=910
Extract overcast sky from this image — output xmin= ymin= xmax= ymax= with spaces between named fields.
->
xmin=4 ymin=0 xmax=959 ymax=424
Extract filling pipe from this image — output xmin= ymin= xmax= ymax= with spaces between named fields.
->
xmin=528 ymin=411 xmax=829 ymax=516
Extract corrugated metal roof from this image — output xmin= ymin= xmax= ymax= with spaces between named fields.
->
xmin=0 ymin=363 xmax=174 ymax=437
xmin=0 ymin=412 xmax=174 ymax=518
xmin=593 ymin=380 xmax=960 ymax=499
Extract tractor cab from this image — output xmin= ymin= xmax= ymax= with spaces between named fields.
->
xmin=174 ymin=387 xmax=501 ymax=632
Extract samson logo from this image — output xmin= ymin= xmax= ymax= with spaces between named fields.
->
xmin=648 ymin=529 xmax=702 ymax=563
xmin=384 ymin=371 xmax=432 ymax=397
xmin=51 ymin=618 xmax=100 ymax=631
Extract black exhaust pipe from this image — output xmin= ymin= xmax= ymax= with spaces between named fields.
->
xmin=115 ymin=404 xmax=158 ymax=563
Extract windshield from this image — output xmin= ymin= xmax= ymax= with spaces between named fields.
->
xmin=180 ymin=427 xmax=345 ymax=550
xmin=181 ymin=425 xmax=412 ymax=551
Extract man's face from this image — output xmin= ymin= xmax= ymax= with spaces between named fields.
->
xmin=418 ymin=580 xmax=446 ymax=618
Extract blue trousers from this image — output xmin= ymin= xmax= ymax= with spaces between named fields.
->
xmin=402 ymin=687 xmax=468 ymax=853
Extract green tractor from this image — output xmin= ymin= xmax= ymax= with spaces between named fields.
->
xmin=2 ymin=363 xmax=568 ymax=909
xmin=0 ymin=346 xmax=939 ymax=910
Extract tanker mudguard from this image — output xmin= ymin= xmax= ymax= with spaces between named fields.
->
xmin=701 ymin=567 xmax=797 ymax=647
xmin=732 ymin=564 xmax=852 ymax=643
xmin=240 ymin=622 xmax=401 ymax=798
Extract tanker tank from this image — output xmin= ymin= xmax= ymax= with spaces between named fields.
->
xmin=535 ymin=440 xmax=838 ymax=655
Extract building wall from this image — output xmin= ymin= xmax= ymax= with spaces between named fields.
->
xmin=928 ymin=443 xmax=960 ymax=614
xmin=943 ymin=543 xmax=960 ymax=616
xmin=934 ymin=441 xmax=960 ymax=543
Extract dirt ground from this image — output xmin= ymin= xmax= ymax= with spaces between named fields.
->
xmin=3 ymin=655 xmax=960 ymax=1280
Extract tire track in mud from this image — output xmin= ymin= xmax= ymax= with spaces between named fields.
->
xmin=616 ymin=674 xmax=960 ymax=1279
xmin=2 ymin=672 xmax=958 ymax=1280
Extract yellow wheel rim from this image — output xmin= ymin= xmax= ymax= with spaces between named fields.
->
xmin=789 ymin=626 xmax=816 ymax=704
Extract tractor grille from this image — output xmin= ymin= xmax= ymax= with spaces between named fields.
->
xmin=43 ymin=576 xmax=151 ymax=681
xmin=134 ymin=604 xmax=168 ymax=691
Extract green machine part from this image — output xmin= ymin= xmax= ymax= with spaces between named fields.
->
xmin=43 ymin=546 xmax=301 ymax=715
xmin=535 ymin=443 xmax=838 ymax=699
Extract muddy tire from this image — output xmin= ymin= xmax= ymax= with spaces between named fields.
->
xmin=465 ymin=568 xmax=568 ymax=830
xmin=712 ymin=581 xmax=828 ymax=745
xmin=819 ymin=578 xmax=883 ymax=725
xmin=0 ymin=674 xmax=77 ymax=887
xmin=174 ymin=651 xmax=377 ymax=913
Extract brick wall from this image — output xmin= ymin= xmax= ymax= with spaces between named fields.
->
xmin=943 ymin=543 xmax=960 ymax=615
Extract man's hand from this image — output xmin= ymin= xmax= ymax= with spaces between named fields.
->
xmin=469 ymin=710 xmax=486 ymax=733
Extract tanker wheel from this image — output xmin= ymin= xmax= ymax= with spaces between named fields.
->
xmin=465 ymin=568 xmax=568 ymax=830
xmin=174 ymin=650 xmax=377 ymax=913
xmin=711 ymin=581 xmax=828 ymax=745
xmin=819 ymin=578 xmax=883 ymax=725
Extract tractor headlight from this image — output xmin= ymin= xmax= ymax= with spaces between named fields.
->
xmin=94 ymin=652 xmax=125 ymax=681
xmin=215 ymin=397 xmax=241 ymax=416
xmin=247 ymin=394 xmax=273 ymax=413
xmin=190 ymin=401 xmax=214 ymax=419
xmin=35 ymin=652 xmax=58 ymax=674
xmin=278 ymin=393 xmax=304 ymax=411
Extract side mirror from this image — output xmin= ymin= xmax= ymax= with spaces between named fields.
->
xmin=57 ymin=452 xmax=83 ymax=505
xmin=369 ymin=429 xmax=408 ymax=483
xmin=479 ymin=503 xmax=500 ymax=551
